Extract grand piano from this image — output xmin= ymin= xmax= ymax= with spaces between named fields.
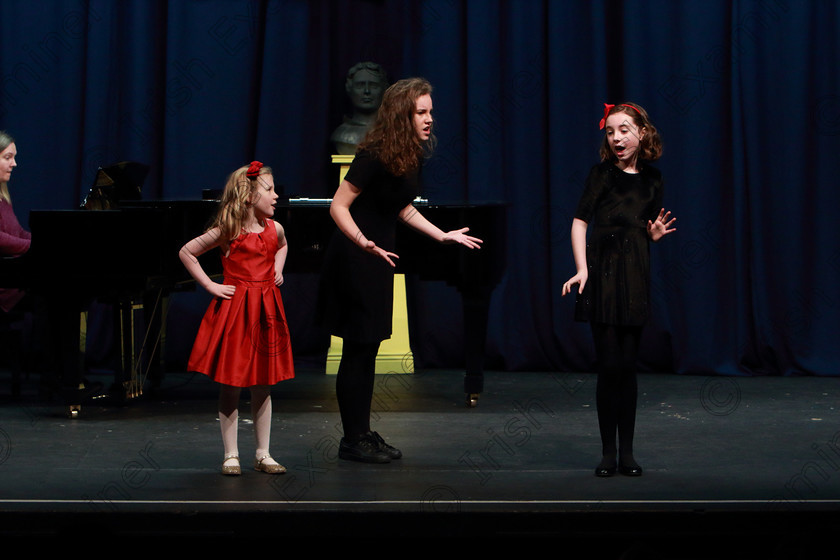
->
xmin=280 ymin=198 xmax=507 ymax=407
xmin=1 ymin=198 xmax=222 ymax=415
xmin=1 ymin=174 xmax=507 ymax=415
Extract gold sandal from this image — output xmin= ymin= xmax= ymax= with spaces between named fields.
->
xmin=222 ymin=454 xmax=241 ymax=476
xmin=254 ymin=455 xmax=286 ymax=474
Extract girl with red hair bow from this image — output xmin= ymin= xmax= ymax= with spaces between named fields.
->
xmin=563 ymin=103 xmax=676 ymax=478
xmin=180 ymin=161 xmax=294 ymax=476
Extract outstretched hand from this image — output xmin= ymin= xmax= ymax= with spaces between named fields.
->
xmin=647 ymin=208 xmax=676 ymax=242
xmin=441 ymin=227 xmax=483 ymax=249
xmin=363 ymin=240 xmax=400 ymax=267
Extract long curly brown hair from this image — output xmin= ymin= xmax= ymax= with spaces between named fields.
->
xmin=212 ymin=164 xmax=273 ymax=242
xmin=358 ymin=77 xmax=436 ymax=176
xmin=599 ymin=102 xmax=663 ymax=163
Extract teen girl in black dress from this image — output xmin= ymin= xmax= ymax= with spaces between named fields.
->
xmin=318 ymin=78 xmax=482 ymax=463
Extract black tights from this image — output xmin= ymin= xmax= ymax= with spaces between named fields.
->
xmin=591 ymin=323 xmax=642 ymax=465
xmin=336 ymin=339 xmax=381 ymax=442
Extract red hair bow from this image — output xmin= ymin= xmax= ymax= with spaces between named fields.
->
xmin=246 ymin=161 xmax=263 ymax=179
xmin=599 ymin=103 xmax=615 ymax=130
xmin=600 ymin=103 xmax=641 ymax=129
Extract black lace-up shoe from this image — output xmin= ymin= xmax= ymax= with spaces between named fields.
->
xmin=339 ymin=435 xmax=391 ymax=463
xmin=369 ymin=431 xmax=402 ymax=460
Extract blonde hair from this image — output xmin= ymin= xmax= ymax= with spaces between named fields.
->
xmin=0 ymin=131 xmax=14 ymax=204
xmin=211 ymin=164 xmax=273 ymax=242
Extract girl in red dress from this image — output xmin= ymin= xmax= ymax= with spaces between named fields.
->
xmin=180 ymin=161 xmax=294 ymax=475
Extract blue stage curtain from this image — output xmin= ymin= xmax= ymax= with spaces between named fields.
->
xmin=1 ymin=0 xmax=837 ymax=376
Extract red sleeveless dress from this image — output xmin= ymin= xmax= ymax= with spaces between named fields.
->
xmin=187 ymin=220 xmax=294 ymax=387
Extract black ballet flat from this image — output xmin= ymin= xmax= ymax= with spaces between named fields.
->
xmin=618 ymin=462 xmax=643 ymax=476
xmin=595 ymin=458 xmax=617 ymax=477
xmin=595 ymin=464 xmax=617 ymax=477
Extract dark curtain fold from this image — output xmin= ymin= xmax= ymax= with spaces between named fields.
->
xmin=1 ymin=0 xmax=837 ymax=377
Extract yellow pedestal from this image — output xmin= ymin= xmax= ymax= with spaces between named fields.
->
xmin=325 ymin=273 xmax=414 ymax=374
xmin=325 ymin=154 xmax=414 ymax=374
xmin=331 ymin=154 xmax=354 ymax=182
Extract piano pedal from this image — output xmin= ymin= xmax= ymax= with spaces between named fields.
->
xmin=466 ymin=393 xmax=479 ymax=408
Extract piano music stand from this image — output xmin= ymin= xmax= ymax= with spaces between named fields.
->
xmin=82 ymin=161 xmax=149 ymax=210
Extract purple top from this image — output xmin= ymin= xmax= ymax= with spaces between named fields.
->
xmin=1 ymin=198 xmax=30 ymax=312
xmin=0 ymin=198 xmax=31 ymax=257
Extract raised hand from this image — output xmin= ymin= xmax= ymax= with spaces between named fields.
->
xmin=647 ymin=208 xmax=676 ymax=242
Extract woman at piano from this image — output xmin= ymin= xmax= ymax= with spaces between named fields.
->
xmin=179 ymin=161 xmax=294 ymax=476
xmin=0 ymin=131 xmax=30 ymax=313
xmin=317 ymin=77 xmax=483 ymax=463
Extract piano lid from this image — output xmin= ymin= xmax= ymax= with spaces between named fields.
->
xmin=82 ymin=161 xmax=150 ymax=210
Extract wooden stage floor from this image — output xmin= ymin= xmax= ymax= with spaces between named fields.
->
xmin=1 ymin=367 xmax=838 ymax=553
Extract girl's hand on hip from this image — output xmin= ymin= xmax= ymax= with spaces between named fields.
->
xmin=207 ymin=283 xmax=236 ymax=300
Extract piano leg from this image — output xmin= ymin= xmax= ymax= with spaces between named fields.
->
xmin=114 ymin=298 xmax=133 ymax=400
xmin=43 ymin=298 xmax=118 ymax=418
xmin=143 ymin=290 xmax=168 ymax=394
xmin=42 ymin=293 xmax=164 ymax=417
xmin=461 ymin=287 xmax=491 ymax=408
xmin=46 ymin=299 xmax=87 ymax=418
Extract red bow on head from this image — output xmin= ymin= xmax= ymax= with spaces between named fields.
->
xmin=246 ymin=161 xmax=263 ymax=179
xmin=600 ymin=103 xmax=642 ymax=129
xmin=599 ymin=103 xmax=615 ymax=130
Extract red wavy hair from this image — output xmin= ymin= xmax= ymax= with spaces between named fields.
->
xmin=358 ymin=77 xmax=436 ymax=176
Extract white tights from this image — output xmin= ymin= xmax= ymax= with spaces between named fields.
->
xmin=218 ymin=384 xmax=278 ymax=465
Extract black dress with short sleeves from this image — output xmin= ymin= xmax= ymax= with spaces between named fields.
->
xmin=573 ymin=161 xmax=664 ymax=326
xmin=317 ymin=149 xmax=421 ymax=343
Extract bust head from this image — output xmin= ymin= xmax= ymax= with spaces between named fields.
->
xmin=345 ymin=62 xmax=388 ymax=116
xmin=331 ymin=62 xmax=389 ymax=154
